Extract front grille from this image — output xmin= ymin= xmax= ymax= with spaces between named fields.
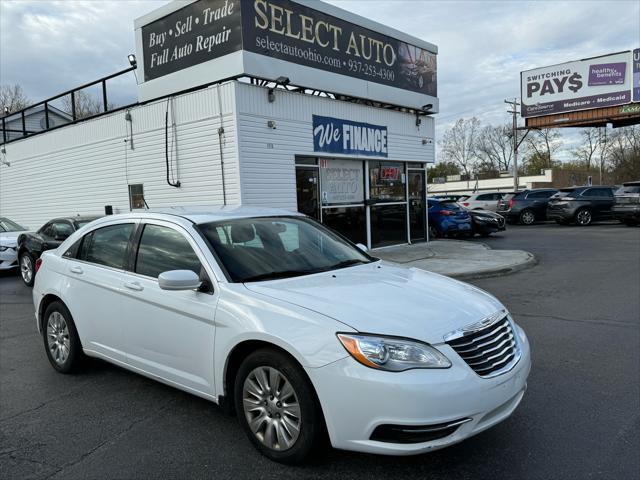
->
xmin=447 ymin=315 xmax=519 ymax=378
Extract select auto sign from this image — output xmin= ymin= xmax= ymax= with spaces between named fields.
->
xmin=521 ymin=51 xmax=634 ymax=118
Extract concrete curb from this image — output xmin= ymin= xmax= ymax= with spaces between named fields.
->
xmin=449 ymin=251 xmax=538 ymax=281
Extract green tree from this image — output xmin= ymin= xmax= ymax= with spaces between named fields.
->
xmin=428 ymin=161 xmax=460 ymax=183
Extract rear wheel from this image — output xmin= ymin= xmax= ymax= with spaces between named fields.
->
xmin=519 ymin=209 xmax=536 ymax=225
xmin=575 ymin=208 xmax=592 ymax=226
xmin=234 ymin=349 xmax=326 ymax=464
xmin=43 ymin=301 xmax=84 ymax=373
xmin=20 ymin=252 xmax=35 ymax=287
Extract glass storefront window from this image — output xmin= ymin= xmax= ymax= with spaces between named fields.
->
xmin=369 ymin=161 xmax=406 ymax=202
xmin=370 ymin=204 xmax=408 ymax=248
xmin=322 ymin=206 xmax=367 ymax=245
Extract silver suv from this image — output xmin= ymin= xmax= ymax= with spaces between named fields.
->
xmin=612 ymin=181 xmax=640 ymax=226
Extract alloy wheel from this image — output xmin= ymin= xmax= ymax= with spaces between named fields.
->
xmin=520 ymin=210 xmax=535 ymax=225
xmin=576 ymin=209 xmax=592 ymax=226
xmin=46 ymin=312 xmax=70 ymax=366
xmin=21 ymin=255 xmax=33 ymax=284
xmin=242 ymin=366 xmax=302 ymax=451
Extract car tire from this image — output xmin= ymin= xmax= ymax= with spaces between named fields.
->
xmin=623 ymin=220 xmax=638 ymax=227
xmin=428 ymin=224 xmax=439 ymax=239
xmin=42 ymin=301 xmax=84 ymax=373
xmin=519 ymin=209 xmax=536 ymax=225
xmin=575 ymin=208 xmax=592 ymax=226
xmin=19 ymin=251 xmax=36 ymax=287
xmin=234 ymin=348 xmax=327 ymax=464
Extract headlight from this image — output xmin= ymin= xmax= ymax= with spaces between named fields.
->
xmin=337 ymin=333 xmax=451 ymax=371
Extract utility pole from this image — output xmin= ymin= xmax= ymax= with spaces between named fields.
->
xmin=505 ymin=98 xmax=520 ymax=192
xmin=505 ymin=98 xmax=530 ymax=192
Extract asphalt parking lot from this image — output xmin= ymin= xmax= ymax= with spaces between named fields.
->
xmin=1 ymin=222 xmax=639 ymax=480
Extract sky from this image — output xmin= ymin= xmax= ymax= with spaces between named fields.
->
xmin=1 ymin=0 xmax=639 ymax=160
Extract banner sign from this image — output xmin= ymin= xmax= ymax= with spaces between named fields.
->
xmin=319 ymin=158 xmax=364 ymax=205
xmin=520 ymin=51 xmax=633 ymax=118
xmin=138 ymin=0 xmax=437 ymax=104
xmin=142 ymin=0 xmax=242 ymax=82
xmin=634 ymin=48 xmax=640 ymax=102
xmin=313 ymin=115 xmax=388 ymax=157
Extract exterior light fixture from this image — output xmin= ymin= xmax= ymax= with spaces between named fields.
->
xmin=268 ymin=76 xmax=291 ymax=103
xmin=267 ymin=120 xmax=277 ymax=129
xmin=416 ymin=103 xmax=434 ymax=126
xmin=128 ymin=54 xmax=137 ymax=68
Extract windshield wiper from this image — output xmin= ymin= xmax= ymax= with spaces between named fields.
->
xmin=324 ymin=258 xmax=369 ymax=272
xmin=241 ymin=270 xmax=314 ymax=283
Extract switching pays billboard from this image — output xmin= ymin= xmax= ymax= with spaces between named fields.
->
xmin=135 ymin=0 xmax=437 ymax=106
xmin=520 ymin=51 xmax=633 ymax=118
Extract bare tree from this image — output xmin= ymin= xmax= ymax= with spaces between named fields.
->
xmin=0 ymin=84 xmax=30 ymax=115
xmin=439 ymin=117 xmax=481 ymax=177
xmin=572 ymin=128 xmax=599 ymax=169
xmin=475 ymin=124 xmax=514 ymax=173
xmin=606 ymin=125 xmax=640 ymax=181
xmin=61 ymin=90 xmax=112 ymax=119
xmin=526 ymin=128 xmax=562 ymax=168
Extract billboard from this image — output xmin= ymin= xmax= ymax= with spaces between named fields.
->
xmin=135 ymin=0 xmax=438 ymax=108
xmin=520 ymin=51 xmax=633 ymax=118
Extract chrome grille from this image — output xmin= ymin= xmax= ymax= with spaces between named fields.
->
xmin=446 ymin=314 xmax=519 ymax=378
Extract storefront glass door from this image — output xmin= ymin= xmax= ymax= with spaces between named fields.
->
xmin=408 ymin=170 xmax=426 ymax=241
xmin=295 ymin=167 xmax=320 ymax=220
xmin=368 ymin=161 xmax=408 ymax=248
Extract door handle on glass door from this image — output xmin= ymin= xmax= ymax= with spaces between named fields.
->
xmin=70 ymin=266 xmax=83 ymax=274
xmin=124 ymin=281 xmax=144 ymax=292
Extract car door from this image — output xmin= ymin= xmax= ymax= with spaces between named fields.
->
xmin=63 ymin=221 xmax=137 ymax=362
xmin=119 ymin=220 xmax=218 ymax=397
xmin=581 ymin=188 xmax=610 ymax=219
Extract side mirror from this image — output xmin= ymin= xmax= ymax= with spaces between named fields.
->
xmin=355 ymin=243 xmax=368 ymax=253
xmin=158 ymin=270 xmax=202 ymax=291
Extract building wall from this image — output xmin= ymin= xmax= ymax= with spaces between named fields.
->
xmin=235 ymin=82 xmax=435 ymax=210
xmin=428 ymin=169 xmax=554 ymax=195
xmin=0 ymin=84 xmax=239 ymax=229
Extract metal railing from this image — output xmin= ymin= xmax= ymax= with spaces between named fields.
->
xmin=1 ymin=66 xmax=136 ymax=145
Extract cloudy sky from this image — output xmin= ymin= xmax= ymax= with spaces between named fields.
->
xmin=1 ymin=0 xmax=638 ymax=159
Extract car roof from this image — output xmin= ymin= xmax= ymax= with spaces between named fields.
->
xmin=49 ymin=216 xmax=101 ymax=223
xmin=111 ymin=205 xmax=304 ymax=225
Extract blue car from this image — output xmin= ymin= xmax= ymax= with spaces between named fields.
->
xmin=428 ymin=198 xmax=472 ymax=238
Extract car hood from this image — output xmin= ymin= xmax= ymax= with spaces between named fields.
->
xmin=0 ymin=231 xmax=23 ymax=246
xmin=244 ymin=262 xmax=505 ymax=344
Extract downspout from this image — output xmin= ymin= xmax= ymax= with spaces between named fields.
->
xmin=216 ymin=85 xmax=227 ymax=205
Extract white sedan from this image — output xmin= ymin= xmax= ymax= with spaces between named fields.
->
xmin=0 ymin=217 xmax=28 ymax=270
xmin=33 ymin=207 xmax=530 ymax=463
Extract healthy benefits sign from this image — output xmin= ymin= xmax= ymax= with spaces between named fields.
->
xmin=313 ymin=115 xmax=388 ymax=157
xmin=520 ymin=51 xmax=633 ymax=118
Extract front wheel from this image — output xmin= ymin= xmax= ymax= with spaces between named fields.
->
xmin=575 ymin=208 xmax=592 ymax=226
xmin=235 ymin=349 xmax=326 ymax=464
xmin=20 ymin=252 xmax=35 ymax=287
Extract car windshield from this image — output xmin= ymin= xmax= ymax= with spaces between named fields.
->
xmin=0 ymin=217 xmax=27 ymax=232
xmin=198 ymin=216 xmax=375 ymax=282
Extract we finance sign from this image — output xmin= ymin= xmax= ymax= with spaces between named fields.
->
xmin=312 ymin=115 xmax=388 ymax=157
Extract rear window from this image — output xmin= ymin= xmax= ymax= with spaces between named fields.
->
xmin=501 ymin=193 xmax=517 ymax=201
xmin=440 ymin=201 xmax=462 ymax=210
xmin=555 ymin=189 xmax=578 ymax=198
xmin=616 ymin=186 xmax=640 ymax=195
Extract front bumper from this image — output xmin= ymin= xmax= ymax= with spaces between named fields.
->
xmin=307 ymin=324 xmax=531 ymax=455
xmin=0 ymin=247 xmax=18 ymax=270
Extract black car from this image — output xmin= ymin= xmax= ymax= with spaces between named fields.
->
xmin=612 ymin=181 xmax=640 ymax=226
xmin=467 ymin=209 xmax=506 ymax=236
xmin=546 ymin=186 xmax=615 ymax=226
xmin=17 ymin=216 xmax=99 ymax=286
xmin=496 ymin=188 xmax=558 ymax=225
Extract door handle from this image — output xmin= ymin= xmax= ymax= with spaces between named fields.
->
xmin=124 ymin=281 xmax=144 ymax=292
xmin=70 ymin=266 xmax=83 ymax=274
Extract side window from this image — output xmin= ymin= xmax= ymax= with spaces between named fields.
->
xmin=276 ymin=222 xmax=300 ymax=252
xmin=52 ymin=222 xmax=74 ymax=240
xmin=477 ymin=194 xmax=492 ymax=201
xmin=40 ymin=223 xmax=54 ymax=237
xmin=493 ymin=193 xmax=503 ymax=200
xmin=527 ymin=191 xmax=554 ymax=199
xmin=80 ymin=224 xmax=134 ymax=269
xmin=581 ymin=189 xmax=596 ymax=197
xmin=63 ymin=238 xmax=83 ymax=259
xmin=135 ymin=224 xmax=202 ymax=278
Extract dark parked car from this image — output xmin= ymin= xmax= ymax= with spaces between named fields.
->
xmin=612 ymin=181 xmax=640 ymax=226
xmin=427 ymin=198 xmax=472 ymax=238
xmin=466 ymin=209 xmax=506 ymax=236
xmin=546 ymin=186 xmax=615 ymax=226
xmin=497 ymin=188 xmax=558 ymax=225
xmin=17 ymin=216 xmax=98 ymax=286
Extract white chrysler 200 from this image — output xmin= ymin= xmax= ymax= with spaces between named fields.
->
xmin=33 ymin=207 xmax=530 ymax=463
